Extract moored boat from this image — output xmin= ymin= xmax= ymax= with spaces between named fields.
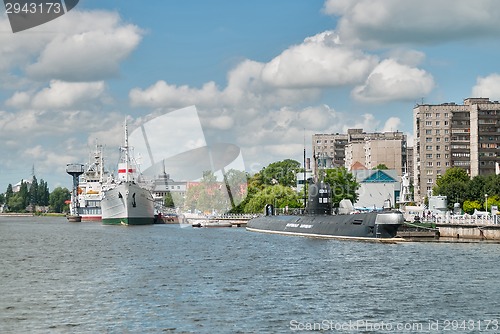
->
xmin=101 ymin=120 xmax=155 ymax=225
xmin=75 ymin=142 xmax=111 ymax=221
xmin=247 ymin=181 xmax=404 ymax=242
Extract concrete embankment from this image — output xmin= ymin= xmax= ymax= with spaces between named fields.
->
xmin=436 ymin=223 xmax=500 ymax=240
xmin=0 ymin=213 xmax=35 ymax=217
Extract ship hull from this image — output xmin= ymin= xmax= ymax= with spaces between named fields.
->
xmin=247 ymin=211 xmax=403 ymax=241
xmin=101 ymin=182 xmax=155 ymax=225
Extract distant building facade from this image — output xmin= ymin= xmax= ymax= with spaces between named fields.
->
xmin=313 ymin=129 xmax=407 ymax=177
xmin=413 ymin=98 xmax=500 ymax=203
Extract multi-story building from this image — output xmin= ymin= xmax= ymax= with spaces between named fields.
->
xmin=313 ymin=129 xmax=407 ymax=177
xmin=312 ymin=133 xmax=348 ymax=169
xmin=413 ymin=98 xmax=500 ymax=203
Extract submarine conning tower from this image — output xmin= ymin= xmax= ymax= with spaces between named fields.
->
xmin=306 ymin=181 xmax=332 ymax=215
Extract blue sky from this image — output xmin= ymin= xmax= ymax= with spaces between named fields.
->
xmin=2 ymin=0 xmax=500 ymax=191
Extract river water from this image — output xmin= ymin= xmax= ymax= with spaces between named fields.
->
xmin=1 ymin=216 xmax=500 ymax=333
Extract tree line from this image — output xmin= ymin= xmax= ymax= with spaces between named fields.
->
xmin=173 ymin=159 xmax=359 ymax=214
xmin=0 ymin=175 xmax=70 ymax=213
xmin=431 ymin=167 xmax=500 ymax=213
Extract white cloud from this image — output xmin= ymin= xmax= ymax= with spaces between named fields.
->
xmin=351 ymin=59 xmax=434 ymax=103
xmin=261 ymin=31 xmax=378 ymax=88
xmin=6 ymin=80 xmax=107 ymax=110
xmin=343 ymin=113 xmax=380 ymax=133
xmin=5 ymin=91 xmax=31 ymax=108
xmin=382 ymin=117 xmax=402 ymax=132
xmin=129 ymin=80 xmax=222 ymax=109
xmin=0 ymin=10 xmax=143 ymax=83
xmin=471 ymin=74 xmax=500 ymax=100
xmin=35 ymin=81 xmax=106 ymax=109
xmin=323 ymin=0 xmax=500 ymax=47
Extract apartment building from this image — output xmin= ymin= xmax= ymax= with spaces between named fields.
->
xmin=313 ymin=129 xmax=407 ymax=177
xmin=312 ymin=133 xmax=348 ymax=169
xmin=413 ymin=98 xmax=500 ymax=203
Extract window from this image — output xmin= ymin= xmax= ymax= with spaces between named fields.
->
xmin=426 ymin=145 xmax=432 ymax=150
xmin=444 ymin=113 xmax=449 ymax=118
xmin=444 ymin=129 xmax=449 ymax=134
xmin=435 ymin=130 xmax=440 ymax=135
xmin=426 ymin=137 xmax=432 ymax=142
xmin=427 ymin=179 xmax=433 ymax=184
xmin=436 ymin=121 xmax=440 ymax=126
xmin=436 ymin=137 xmax=441 ymax=142
xmin=425 ymin=113 xmax=432 ymax=118
xmin=445 ymin=145 xmax=449 ymax=151
xmin=436 ymin=113 xmax=440 ymax=118
xmin=427 ymin=162 xmax=433 ymax=167
xmin=445 ymin=137 xmax=449 ymax=142
xmin=425 ymin=121 xmax=432 ymax=126
xmin=426 ymin=154 xmax=433 ymax=158
xmin=436 ymin=145 xmax=441 ymax=150
xmin=436 ymin=162 xmax=441 ymax=167
xmin=446 ymin=162 xmax=450 ymax=167
xmin=444 ymin=121 xmax=449 ymax=126
xmin=426 ymin=170 xmax=433 ymax=175
xmin=436 ymin=154 xmax=441 ymax=158
xmin=445 ymin=154 xmax=449 ymax=159
xmin=426 ymin=129 xmax=432 ymax=134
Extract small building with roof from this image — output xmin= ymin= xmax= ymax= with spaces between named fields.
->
xmin=352 ymin=169 xmax=401 ymax=210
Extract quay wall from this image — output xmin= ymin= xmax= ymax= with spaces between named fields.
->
xmin=437 ymin=224 xmax=500 ymax=240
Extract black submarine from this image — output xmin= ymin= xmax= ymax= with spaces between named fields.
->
xmin=246 ymin=181 xmax=404 ymax=242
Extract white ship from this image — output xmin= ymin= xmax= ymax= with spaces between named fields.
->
xmin=74 ymin=143 xmax=111 ymax=221
xmin=101 ymin=121 xmax=155 ymax=225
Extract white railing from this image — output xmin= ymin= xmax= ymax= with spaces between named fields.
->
xmin=426 ymin=215 xmax=498 ymax=225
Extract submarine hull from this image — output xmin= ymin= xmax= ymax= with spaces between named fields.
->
xmin=247 ymin=211 xmax=403 ymax=241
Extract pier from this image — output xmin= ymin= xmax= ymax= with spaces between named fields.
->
xmin=183 ymin=213 xmax=256 ymax=227
xmin=407 ymin=215 xmax=500 ymax=241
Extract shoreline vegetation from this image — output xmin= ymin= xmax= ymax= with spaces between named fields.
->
xmin=0 ymin=213 xmax=66 ymax=217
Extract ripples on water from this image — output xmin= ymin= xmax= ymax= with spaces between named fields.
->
xmin=1 ymin=217 xmax=500 ymax=333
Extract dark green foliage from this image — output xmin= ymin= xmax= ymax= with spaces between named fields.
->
xmin=324 ymin=167 xmax=360 ymax=207
xmin=433 ymin=167 xmax=500 ymax=209
xmin=260 ymin=159 xmax=301 ymax=187
xmin=375 ymin=164 xmax=389 ymax=170
xmin=163 ymin=191 xmax=174 ymax=208
xmin=49 ymin=187 xmax=71 ymax=213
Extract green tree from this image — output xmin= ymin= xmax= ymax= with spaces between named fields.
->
xmin=7 ymin=193 xmax=25 ymax=212
xmin=18 ymin=181 xmax=30 ymax=210
xmin=5 ymin=184 xmax=13 ymax=204
xmin=485 ymin=174 xmax=500 ymax=198
xmin=38 ymin=179 xmax=50 ymax=206
xmin=324 ymin=167 xmax=360 ymax=207
xmin=184 ymin=171 xmax=230 ymax=214
xmin=244 ymin=184 xmax=301 ymax=213
xmin=467 ymin=175 xmax=486 ymax=202
xmin=0 ymin=193 xmax=4 ymax=206
xmin=49 ymin=187 xmax=70 ymax=213
xmin=433 ymin=167 xmax=470 ymax=209
xmin=231 ymin=172 xmax=260 ymax=213
xmin=375 ymin=164 xmax=389 ymax=170
xmin=223 ymin=169 xmax=248 ymax=209
xmin=485 ymin=195 xmax=500 ymax=212
xmin=29 ymin=175 xmax=39 ymax=208
xmin=260 ymin=159 xmax=301 ymax=187
xmin=163 ymin=191 xmax=175 ymax=208
xmin=462 ymin=200 xmax=482 ymax=214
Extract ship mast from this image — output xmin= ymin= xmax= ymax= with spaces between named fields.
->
xmin=124 ymin=118 xmax=130 ymax=182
